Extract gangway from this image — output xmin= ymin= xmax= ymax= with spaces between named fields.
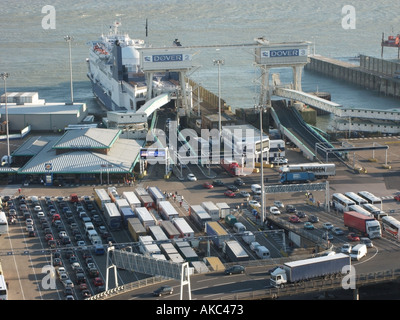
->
xmin=136 ymin=93 xmax=171 ymax=117
xmin=274 ymin=87 xmax=342 ymax=116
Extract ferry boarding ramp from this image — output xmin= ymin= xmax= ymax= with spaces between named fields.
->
xmin=271 ymin=100 xmax=341 ymax=161
xmin=136 ymin=93 xmax=171 ymax=117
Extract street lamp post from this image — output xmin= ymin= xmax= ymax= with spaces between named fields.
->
xmin=256 ymin=104 xmax=266 ymax=226
xmin=0 ymin=73 xmax=10 ymax=164
xmin=64 ymin=35 xmax=74 ymax=104
xmin=213 ymin=59 xmax=224 ymax=138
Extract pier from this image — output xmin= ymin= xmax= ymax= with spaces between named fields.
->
xmin=305 ymin=54 xmax=400 ymax=98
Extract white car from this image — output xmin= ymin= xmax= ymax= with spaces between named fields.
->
xmin=25 ymin=218 xmax=34 ymax=226
xmin=187 ymin=173 xmax=197 ymax=181
xmin=271 ymin=157 xmax=288 ymax=165
xmin=273 ymin=200 xmax=284 ymax=209
xmin=26 ymin=225 xmax=34 ymax=232
xmin=248 ymin=200 xmax=261 ymax=208
xmin=33 ymin=205 xmax=42 ymax=212
xmin=323 ymin=222 xmax=334 ymax=230
xmin=269 ymin=206 xmax=281 ymax=215
xmin=37 ymin=211 xmax=45 ymax=218
xmin=341 ymin=243 xmax=352 ymax=254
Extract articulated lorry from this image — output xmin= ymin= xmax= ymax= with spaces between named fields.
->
xmin=343 ymin=211 xmax=382 ymax=239
xmin=280 ymin=172 xmax=316 ymax=184
xmin=270 ymin=253 xmax=350 ymax=287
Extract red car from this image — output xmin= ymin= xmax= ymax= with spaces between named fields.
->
xmin=45 ymin=233 xmax=54 ymax=241
xmin=347 ymin=233 xmax=360 ymax=241
xmin=224 ymin=190 xmax=236 ymax=198
xmin=93 ymin=277 xmax=104 ymax=287
xmin=289 ymin=215 xmax=301 ymax=223
xmin=203 ymin=182 xmax=214 ymax=189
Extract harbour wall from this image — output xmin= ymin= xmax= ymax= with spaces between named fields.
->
xmin=305 ymin=55 xmax=400 ymax=98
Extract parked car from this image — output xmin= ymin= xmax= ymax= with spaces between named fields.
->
xmin=295 ymin=211 xmax=307 ymax=218
xmin=347 ymin=233 xmax=360 ymax=242
xmin=269 ymin=206 xmax=281 ymax=215
xmin=289 ymin=215 xmax=301 ymax=223
xmin=304 ymin=222 xmax=315 ymax=230
xmin=234 ymin=178 xmax=245 ymax=186
xmin=225 ymin=265 xmax=245 ymax=275
xmin=202 ymin=182 xmax=214 ymax=189
xmin=248 ymin=200 xmax=261 ymax=208
xmin=187 ymin=173 xmax=197 ymax=181
xmin=286 ymin=205 xmax=297 ymax=213
xmin=322 ymin=232 xmax=333 ymax=241
xmin=323 ymin=222 xmax=334 ymax=230
xmin=360 ymin=237 xmax=373 ymax=248
xmin=332 ymin=227 xmax=345 ymax=235
xmin=227 ymin=185 xmax=239 ymax=192
xmin=273 ymin=201 xmax=284 ymax=209
xmin=212 ymin=179 xmax=224 ymax=186
xmin=341 ymin=243 xmax=352 ymax=254
xmin=238 ymin=191 xmax=250 ymax=198
xmin=153 ymin=285 xmax=173 ymax=296
xmin=271 ymin=157 xmax=288 ymax=164
xmin=308 ymin=215 xmax=319 ymax=223
xmin=224 ymin=190 xmax=236 ymax=198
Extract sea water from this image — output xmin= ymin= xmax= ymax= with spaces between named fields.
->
xmin=0 ymin=0 xmax=399 ymax=127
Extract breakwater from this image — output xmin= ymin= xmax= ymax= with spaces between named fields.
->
xmin=305 ymin=55 xmax=400 ymax=98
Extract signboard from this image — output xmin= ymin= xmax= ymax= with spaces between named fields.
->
xmin=140 ymin=48 xmax=194 ymax=71
xmin=255 ymin=42 xmax=309 ymax=66
xmin=140 ymin=148 xmax=166 ymax=159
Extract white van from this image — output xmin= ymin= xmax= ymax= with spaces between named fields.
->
xmin=233 ymin=222 xmax=246 ymax=233
xmin=84 ymin=222 xmax=95 ymax=233
xmin=251 ymin=184 xmax=261 ymax=195
xmin=350 ymin=244 xmax=367 ymax=261
xmin=255 ymin=246 xmax=270 ymax=259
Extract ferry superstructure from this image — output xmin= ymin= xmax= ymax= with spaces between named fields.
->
xmin=86 ymin=22 xmax=179 ymax=112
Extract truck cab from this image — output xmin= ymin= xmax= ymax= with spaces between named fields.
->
xmin=270 ymin=267 xmax=287 ymax=287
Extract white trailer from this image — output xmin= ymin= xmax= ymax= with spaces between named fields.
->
xmin=94 ymin=188 xmax=111 ymax=211
xmin=158 ymin=200 xmax=179 ymax=221
xmin=216 ymin=202 xmax=230 ymax=219
xmin=201 ymin=201 xmax=220 ymax=221
xmin=135 ymin=207 xmax=156 ymax=229
xmin=149 ymin=225 xmax=169 ymax=243
xmin=122 ymin=191 xmax=141 ymax=209
xmin=173 ymin=217 xmax=195 ymax=238
xmin=190 ymin=205 xmax=212 ymax=229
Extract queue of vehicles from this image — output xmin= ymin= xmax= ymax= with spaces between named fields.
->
xmin=4 ymin=194 xmax=109 ymax=300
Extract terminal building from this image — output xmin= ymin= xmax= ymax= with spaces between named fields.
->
xmin=0 ymin=92 xmax=88 ymax=132
xmin=9 ymin=127 xmax=142 ymax=186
